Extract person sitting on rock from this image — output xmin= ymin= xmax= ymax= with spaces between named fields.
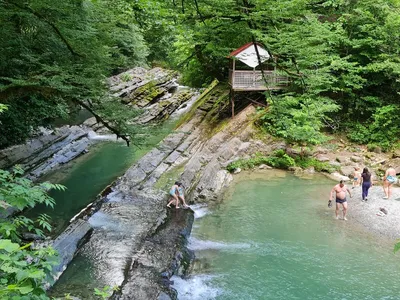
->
xmin=177 ymin=182 xmax=189 ymax=209
xmin=352 ymin=167 xmax=361 ymax=189
xmin=383 ymin=166 xmax=398 ymax=199
xmin=167 ymin=182 xmax=180 ymax=209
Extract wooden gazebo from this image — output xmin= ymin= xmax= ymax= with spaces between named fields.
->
xmin=227 ymin=43 xmax=288 ymax=117
xmin=228 ymin=42 xmax=287 ymax=91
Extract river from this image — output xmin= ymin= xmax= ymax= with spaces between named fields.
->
xmin=27 ymin=121 xmax=177 ymax=235
xmin=173 ymin=170 xmax=400 ymax=299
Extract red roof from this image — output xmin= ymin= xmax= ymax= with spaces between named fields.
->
xmin=228 ymin=42 xmax=265 ymax=58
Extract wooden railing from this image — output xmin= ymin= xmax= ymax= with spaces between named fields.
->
xmin=229 ymin=70 xmax=288 ymax=90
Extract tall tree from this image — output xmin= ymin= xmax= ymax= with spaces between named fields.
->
xmin=0 ymin=0 xmax=148 ymax=148
xmin=159 ymin=0 xmax=400 ymax=147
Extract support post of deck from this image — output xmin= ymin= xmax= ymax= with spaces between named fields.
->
xmin=231 ymin=90 xmax=235 ymax=118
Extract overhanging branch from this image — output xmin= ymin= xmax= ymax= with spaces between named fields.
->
xmin=73 ymin=99 xmax=131 ymax=146
xmin=0 ymin=84 xmax=131 ymax=146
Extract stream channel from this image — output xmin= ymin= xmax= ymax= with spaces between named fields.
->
xmin=28 ymin=120 xmax=176 ymax=236
xmin=172 ymin=170 xmax=400 ymax=300
xmin=30 ymin=104 xmax=400 ymax=299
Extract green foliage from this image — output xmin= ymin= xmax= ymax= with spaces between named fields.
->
xmin=259 ymin=96 xmax=338 ymax=145
xmin=149 ymin=0 xmax=400 ymax=147
xmin=120 ymin=73 xmax=133 ymax=82
xmin=294 ymin=157 xmax=338 ymax=173
xmin=227 ymin=150 xmax=339 ymax=173
xmin=266 ymin=150 xmax=296 ymax=169
xmin=227 ymin=150 xmax=295 ymax=172
xmin=0 ymin=0 xmax=149 ymax=148
xmin=348 ymin=105 xmax=400 ymax=151
xmin=94 ymin=286 xmax=119 ymax=299
xmin=0 ymin=166 xmax=65 ymax=241
xmin=0 ymin=167 xmax=65 ymax=299
xmin=226 ymin=155 xmax=270 ymax=173
xmin=394 ymin=241 xmax=400 ymax=254
xmin=0 ymin=104 xmax=7 ymax=113
xmin=0 ymin=239 xmax=57 ymax=299
xmin=347 ymin=124 xmax=371 ymax=144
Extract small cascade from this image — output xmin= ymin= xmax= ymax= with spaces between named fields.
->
xmin=170 ymin=275 xmax=222 ymax=300
xmin=170 ymin=92 xmax=199 ymax=118
xmin=190 ymin=203 xmax=211 ymax=219
xmin=87 ymin=130 xmax=122 ymax=142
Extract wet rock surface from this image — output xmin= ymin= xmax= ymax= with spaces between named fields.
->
xmin=48 ymin=80 xmax=400 ymax=299
xmin=0 ymin=125 xmax=92 ymax=181
xmin=0 ymin=68 xmax=195 ymax=181
xmin=113 ymin=209 xmax=194 ymax=300
xmin=109 ymin=67 xmax=197 ymax=124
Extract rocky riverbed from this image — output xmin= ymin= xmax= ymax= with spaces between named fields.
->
xmin=0 ymin=67 xmax=196 ymax=182
xmin=44 ymin=79 xmax=400 ymax=299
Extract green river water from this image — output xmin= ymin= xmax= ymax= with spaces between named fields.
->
xmin=173 ymin=170 xmax=400 ymax=300
xmin=28 ymin=122 xmax=176 ymax=235
xmin=33 ymin=112 xmax=400 ymax=299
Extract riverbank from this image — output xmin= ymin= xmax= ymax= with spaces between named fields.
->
xmin=44 ymin=80 xmax=400 ymax=299
xmin=229 ymin=169 xmax=400 ymax=241
xmin=346 ymin=184 xmax=400 ymax=239
xmin=176 ymin=170 xmax=400 ymax=300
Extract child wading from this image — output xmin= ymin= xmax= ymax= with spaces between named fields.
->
xmin=352 ymin=167 xmax=361 ymax=189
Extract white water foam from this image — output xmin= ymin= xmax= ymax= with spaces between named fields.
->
xmin=188 ymin=237 xmax=252 ymax=251
xmin=170 ymin=93 xmax=199 ymax=118
xmin=190 ymin=204 xmax=211 ymax=219
xmin=87 ymin=130 xmax=123 ymax=142
xmin=171 ymin=275 xmax=222 ymax=300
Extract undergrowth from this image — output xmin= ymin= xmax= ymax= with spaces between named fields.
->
xmin=226 ymin=150 xmax=338 ymax=173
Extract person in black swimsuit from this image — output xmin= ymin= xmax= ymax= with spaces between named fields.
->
xmin=329 ymin=180 xmax=352 ymax=220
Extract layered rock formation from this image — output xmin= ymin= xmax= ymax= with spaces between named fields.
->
xmin=0 ymin=68 xmax=196 ymax=181
xmin=48 ymin=79 xmax=400 ymax=299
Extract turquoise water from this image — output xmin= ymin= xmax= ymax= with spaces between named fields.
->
xmin=28 ymin=122 xmax=176 ymax=235
xmin=176 ymin=171 xmax=400 ymax=300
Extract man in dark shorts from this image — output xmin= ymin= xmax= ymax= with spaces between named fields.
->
xmin=329 ymin=180 xmax=352 ymax=220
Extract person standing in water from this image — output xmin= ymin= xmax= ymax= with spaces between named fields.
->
xmin=360 ymin=167 xmax=373 ymax=201
xmin=329 ymin=180 xmax=352 ymax=220
xmin=352 ymin=167 xmax=361 ymax=189
xmin=383 ymin=166 xmax=398 ymax=199
xmin=167 ymin=182 xmax=180 ymax=209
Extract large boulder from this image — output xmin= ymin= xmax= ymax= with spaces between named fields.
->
xmin=340 ymin=166 xmax=356 ymax=177
xmin=392 ymin=149 xmax=400 ymax=159
xmin=326 ymin=172 xmax=351 ymax=182
xmin=316 ymin=154 xmax=330 ymax=162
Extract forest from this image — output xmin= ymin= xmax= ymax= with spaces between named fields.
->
xmin=1 ymin=0 xmax=400 ymax=150
xmin=1 ymin=0 xmax=400 ymax=298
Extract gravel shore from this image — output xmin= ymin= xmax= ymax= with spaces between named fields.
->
xmin=343 ymin=184 xmax=400 ymax=240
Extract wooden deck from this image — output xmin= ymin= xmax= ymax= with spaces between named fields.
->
xmin=229 ymin=70 xmax=288 ymax=91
